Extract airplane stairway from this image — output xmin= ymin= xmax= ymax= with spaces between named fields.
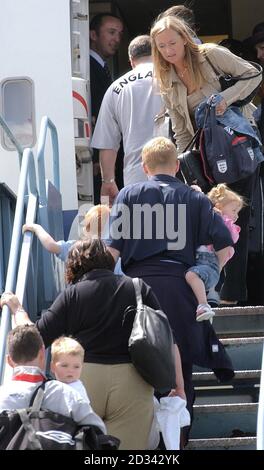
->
xmin=0 ymin=116 xmax=66 ymax=383
xmin=188 ymin=305 xmax=264 ymax=450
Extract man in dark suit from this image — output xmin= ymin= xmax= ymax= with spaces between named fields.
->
xmin=89 ymin=13 xmax=123 ymax=203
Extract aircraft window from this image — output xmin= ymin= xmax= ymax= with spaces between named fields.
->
xmin=1 ymin=78 xmax=36 ymax=150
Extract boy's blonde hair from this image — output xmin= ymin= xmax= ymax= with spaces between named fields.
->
xmin=142 ymin=136 xmax=178 ymax=172
xmin=207 ymin=184 xmax=244 ymax=211
xmin=51 ymin=336 xmax=84 ymax=363
xmin=83 ymin=204 xmax=110 ymax=238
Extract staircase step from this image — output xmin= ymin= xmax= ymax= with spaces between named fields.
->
xmin=194 ymin=387 xmax=259 ymax=405
xmin=193 ymin=370 xmax=260 ymax=405
xmin=213 ymin=306 xmax=264 ymax=337
xmin=190 ymin=307 xmax=263 ymax=445
xmin=215 ymin=306 xmax=264 ymax=316
xmin=222 ymin=337 xmax=263 ymax=370
xmin=193 ymin=369 xmax=261 ymax=385
xmin=187 ymin=436 xmax=256 ymax=450
xmin=190 ymin=402 xmax=257 ymax=439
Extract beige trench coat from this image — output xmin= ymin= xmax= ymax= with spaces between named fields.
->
xmin=162 ymin=44 xmax=262 ymax=155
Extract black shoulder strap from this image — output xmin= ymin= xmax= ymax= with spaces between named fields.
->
xmin=182 ymin=104 xmax=211 ymax=153
xmin=29 ymin=380 xmax=47 ymax=408
xmin=205 ymin=55 xmax=220 ymax=76
xmin=182 ymin=129 xmax=200 ymax=153
xmin=205 ymin=54 xmax=263 ymax=81
xmin=132 ymin=278 xmax=143 ymax=307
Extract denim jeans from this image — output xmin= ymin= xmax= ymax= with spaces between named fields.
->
xmin=187 ymin=250 xmax=220 ymax=291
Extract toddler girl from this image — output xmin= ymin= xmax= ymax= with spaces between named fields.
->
xmin=186 ymin=184 xmax=243 ymax=321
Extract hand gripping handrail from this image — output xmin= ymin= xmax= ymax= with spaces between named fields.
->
xmin=37 ymin=116 xmax=60 ymax=205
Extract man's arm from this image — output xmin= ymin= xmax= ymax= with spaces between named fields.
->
xmin=23 ymin=223 xmax=61 ymax=255
xmin=91 ymin=84 xmax=122 ymax=206
xmin=1 ymin=292 xmax=33 ymax=326
xmin=100 ymin=149 xmax=119 ymax=206
xmin=1 ymin=291 xmax=68 ymax=347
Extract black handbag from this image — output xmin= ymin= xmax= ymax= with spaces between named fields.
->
xmin=178 ymin=126 xmax=214 ymax=193
xmin=206 ymin=56 xmax=263 ymax=107
xmin=126 ymin=278 xmax=176 ymax=393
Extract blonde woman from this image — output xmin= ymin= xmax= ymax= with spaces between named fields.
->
xmin=150 ymin=15 xmax=262 ymax=305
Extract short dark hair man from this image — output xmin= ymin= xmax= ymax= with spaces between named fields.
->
xmin=91 ymin=35 xmax=165 ymax=205
xmin=0 ymin=324 xmax=105 ymax=433
xmin=89 ymin=13 xmax=124 ymax=203
xmin=89 ymin=13 xmax=124 ymax=118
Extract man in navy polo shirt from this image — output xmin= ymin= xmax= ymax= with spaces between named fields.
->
xmin=106 ymin=136 xmax=234 ymax=446
xmin=107 ymin=136 xmax=232 ymax=271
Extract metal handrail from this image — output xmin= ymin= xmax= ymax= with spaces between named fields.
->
xmin=0 ymin=116 xmax=61 ymax=383
xmin=0 ymin=114 xmax=23 ymax=165
xmin=257 ymin=343 xmax=264 ymax=450
xmin=0 ymin=148 xmax=37 ymax=383
xmin=15 ymin=198 xmax=38 ymax=307
xmin=37 ymin=116 xmax=60 ymax=205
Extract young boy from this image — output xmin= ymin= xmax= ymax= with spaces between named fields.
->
xmin=23 ymin=204 xmax=110 ymax=262
xmin=51 ymin=336 xmax=89 ymax=401
xmin=0 ymin=325 xmax=105 ymax=433
xmin=23 ymin=204 xmax=123 ymax=273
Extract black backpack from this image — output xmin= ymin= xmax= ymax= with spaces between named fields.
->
xmin=0 ymin=382 xmax=120 ymax=450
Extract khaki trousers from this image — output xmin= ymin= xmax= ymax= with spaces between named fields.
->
xmin=81 ymin=362 xmax=153 ymax=450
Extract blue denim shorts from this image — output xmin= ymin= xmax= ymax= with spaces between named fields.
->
xmin=187 ymin=251 xmax=220 ymax=291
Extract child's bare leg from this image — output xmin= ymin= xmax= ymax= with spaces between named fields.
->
xmin=185 ymin=271 xmax=207 ymax=305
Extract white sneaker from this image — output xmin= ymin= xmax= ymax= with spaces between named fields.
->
xmin=196 ymin=303 xmax=215 ymax=322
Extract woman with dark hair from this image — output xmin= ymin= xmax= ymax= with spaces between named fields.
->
xmin=64 ymin=238 xmax=115 ymax=282
xmin=1 ymin=238 xmax=184 ymax=450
